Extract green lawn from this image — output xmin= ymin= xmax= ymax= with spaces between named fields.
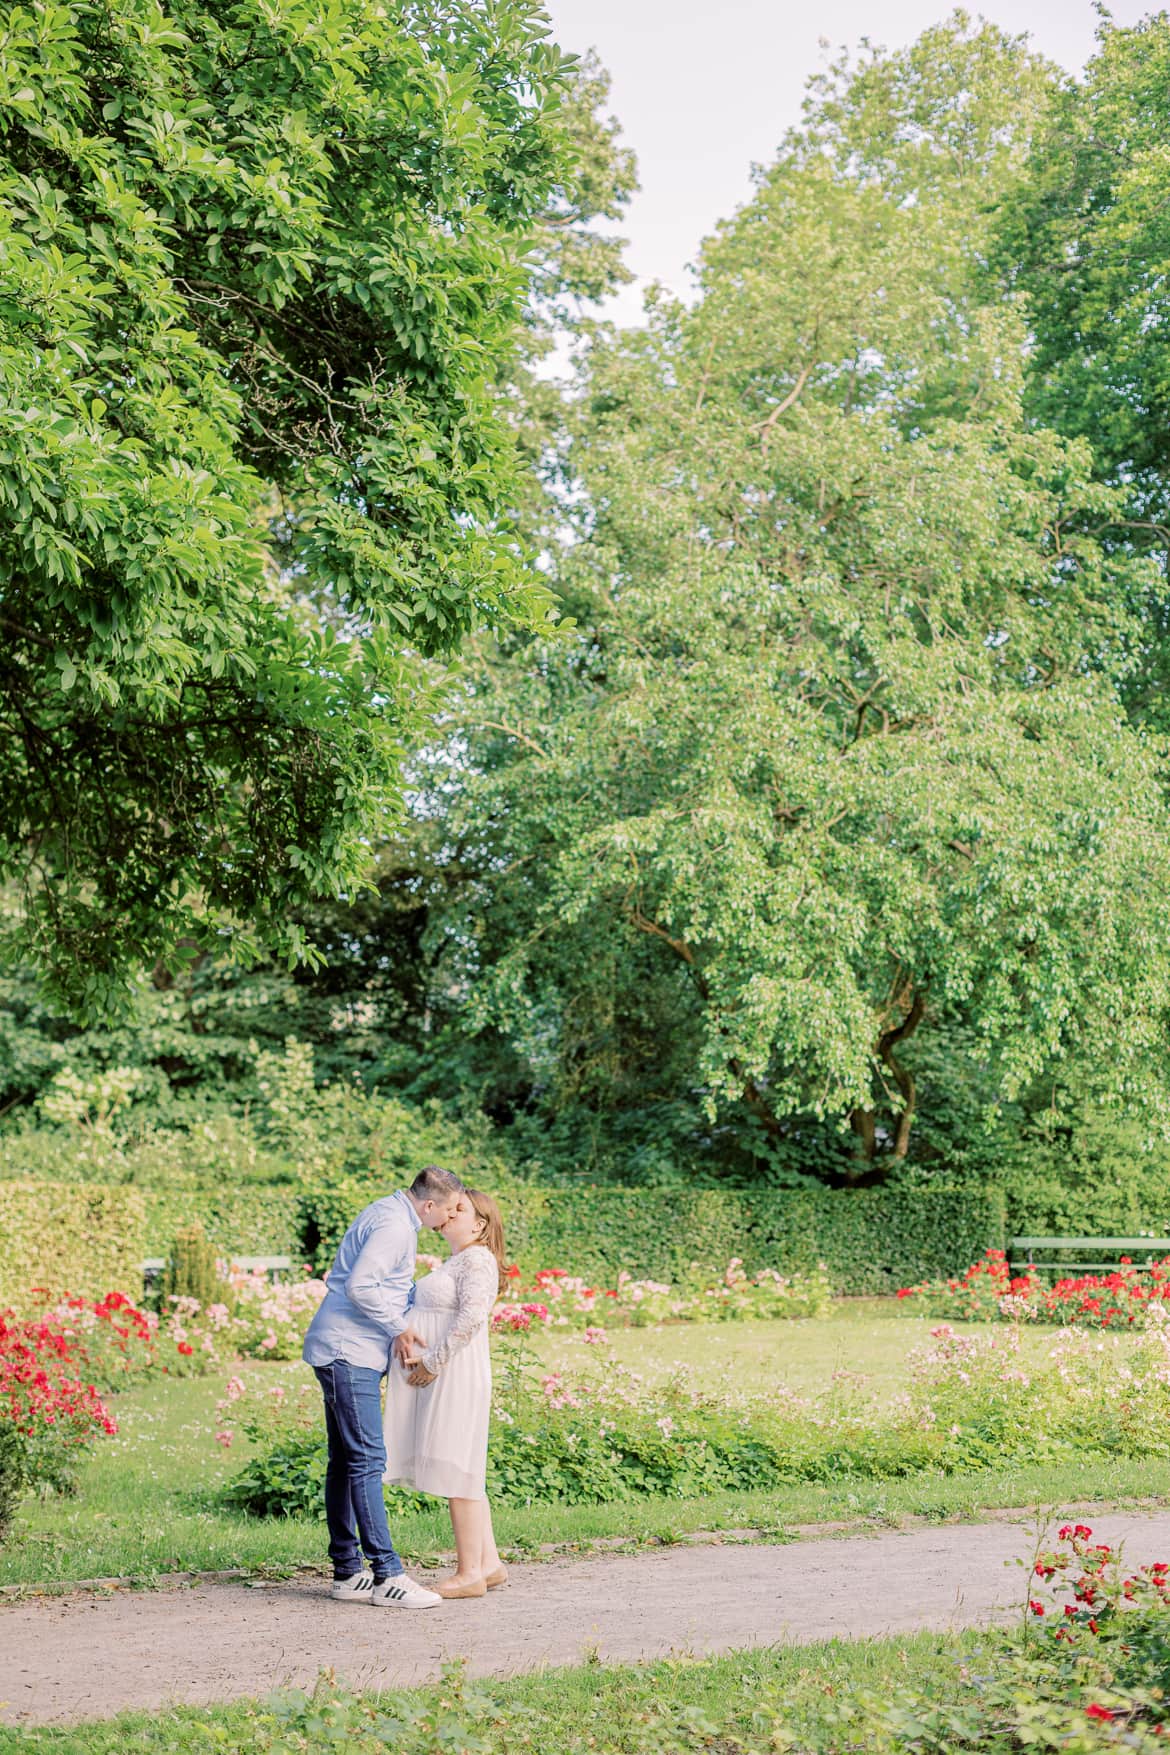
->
xmin=2 ymin=1309 xmax=1166 ymax=1590
xmin=537 ymin=1301 xmax=1075 ymax=1404
xmin=0 ymin=1627 xmax=977 ymax=1754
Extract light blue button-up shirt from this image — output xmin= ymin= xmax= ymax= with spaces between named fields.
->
xmin=302 ymin=1190 xmax=421 ymax=1371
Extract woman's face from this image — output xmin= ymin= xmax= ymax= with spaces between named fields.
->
xmin=442 ymin=1194 xmax=485 ymax=1251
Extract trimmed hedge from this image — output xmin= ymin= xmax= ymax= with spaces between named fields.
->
xmin=293 ymin=1178 xmax=1005 ymax=1294
xmin=744 ymin=1186 xmax=1007 ymax=1295
xmin=142 ymin=1186 xmax=301 ymax=1258
xmin=0 ymin=1180 xmax=146 ymax=1310
xmin=0 ymin=1176 xmax=998 ymax=1299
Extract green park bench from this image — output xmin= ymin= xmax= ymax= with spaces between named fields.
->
xmin=141 ymin=1253 xmax=292 ymax=1288
xmin=1008 ymin=1236 xmax=1170 ymax=1277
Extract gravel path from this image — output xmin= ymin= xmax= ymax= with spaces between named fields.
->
xmin=6 ymin=1510 xmax=1170 ymax=1728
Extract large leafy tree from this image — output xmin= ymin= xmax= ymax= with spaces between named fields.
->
xmin=1005 ymin=14 xmax=1170 ymax=524
xmin=0 ymin=0 xmax=574 ymax=1012
xmin=999 ymin=13 xmax=1170 ymax=732
xmin=0 ymin=26 xmax=637 ymax=1114
xmin=410 ymin=18 xmax=1170 ymax=1184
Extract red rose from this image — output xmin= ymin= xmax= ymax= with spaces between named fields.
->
xmin=1086 ymin=1705 xmax=1114 ymax=1722
xmin=177 ymin=1342 xmax=194 ymax=1356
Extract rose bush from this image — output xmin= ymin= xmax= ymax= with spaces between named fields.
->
xmin=897 ymin=1248 xmax=1170 ymax=1328
xmin=0 ymin=1307 xmax=119 ymax=1506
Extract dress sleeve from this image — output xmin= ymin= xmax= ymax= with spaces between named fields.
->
xmin=422 ymin=1248 xmax=498 ymax=1372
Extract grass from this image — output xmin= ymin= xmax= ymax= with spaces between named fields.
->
xmin=0 ymin=1624 xmax=980 ymax=1752
xmin=537 ymin=1301 xmax=1081 ymax=1404
xmin=3 ymin=1308 xmax=1166 ymax=1590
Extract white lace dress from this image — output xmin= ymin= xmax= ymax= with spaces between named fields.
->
xmin=382 ymin=1245 xmax=497 ymax=1500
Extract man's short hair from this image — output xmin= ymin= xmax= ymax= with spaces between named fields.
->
xmin=409 ymin=1165 xmax=464 ymax=1203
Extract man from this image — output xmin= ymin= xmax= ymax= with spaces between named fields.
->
xmin=302 ymin=1164 xmax=464 ymax=1607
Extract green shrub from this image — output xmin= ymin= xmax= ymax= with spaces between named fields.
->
xmin=162 ymin=1224 xmax=224 ymax=1306
xmin=0 ymin=1181 xmax=146 ymax=1310
xmin=0 ymin=1114 xmax=296 ymax=1189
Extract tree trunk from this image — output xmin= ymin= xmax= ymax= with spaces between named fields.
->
xmin=878 ymin=989 xmax=925 ymax=1159
xmin=850 ymin=1106 xmax=876 ymax=1161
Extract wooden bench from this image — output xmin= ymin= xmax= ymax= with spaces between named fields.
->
xmin=1008 ymin=1236 xmax=1170 ymax=1277
xmin=142 ymin=1253 xmax=293 ymax=1285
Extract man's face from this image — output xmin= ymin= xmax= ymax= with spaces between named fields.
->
xmin=420 ymin=1194 xmax=462 ymax=1232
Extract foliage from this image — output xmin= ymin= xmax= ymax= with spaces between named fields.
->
xmin=1005 ymin=18 xmax=1170 ymax=537
xmin=1002 ymin=13 xmax=1170 ymax=749
xmin=162 ymin=1224 xmax=223 ymax=1308
xmin=984 ymin=1107 xmax=1170 ymax=1242
xmin=348 ymin=15 xmax=1170 ymax=1190
xmin=0 ymin=0 xmax=581 ymax=1012
xmin=0 ymin=1180 xmax=144 ymax=1310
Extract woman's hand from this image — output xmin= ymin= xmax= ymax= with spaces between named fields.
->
xmin=407 ymin=1362 xmax=438 ymax=1387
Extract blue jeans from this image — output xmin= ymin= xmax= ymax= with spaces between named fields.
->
xmin=313 ymin=1362 xmax=403 ymax=1581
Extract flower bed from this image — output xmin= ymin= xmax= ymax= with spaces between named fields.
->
xmin=491 ymin=1257 xmax=831 ymax=1330
xmin=23 ymin=1269 xmax=331 ymax=1384
xmin=217 ymin=1306 xmax=1170 ymax=1515
xmin=154 ymin=1269 xmax=330 ymax=1368
xmin=897 ymin=1248 xmax=1170 ymax=1327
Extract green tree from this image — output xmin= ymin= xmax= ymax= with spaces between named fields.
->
xmin=0 ymin=0 xmax=573 ymax=1013
xmin=412 ymin=17 xmax=1170 ymax=1184
xmin=1000 ymin=12 xmax=1170 ymax=732
xmin=1005 ymin=13 xmax=1170 ymax=523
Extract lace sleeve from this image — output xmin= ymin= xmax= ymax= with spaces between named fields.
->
xmin=422 ymin=1248 xmax=499 ymax=1372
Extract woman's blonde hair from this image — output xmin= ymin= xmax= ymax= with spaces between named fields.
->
xmin=466 ymin=1188 xmax=507 ymax=1292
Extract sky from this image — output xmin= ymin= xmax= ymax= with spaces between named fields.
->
xmin=541 ymin=0 xmax=1155 ymax=327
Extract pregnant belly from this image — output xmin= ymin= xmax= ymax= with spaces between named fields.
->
xmin=402 ymin=1306 xmax=450 ymax=1350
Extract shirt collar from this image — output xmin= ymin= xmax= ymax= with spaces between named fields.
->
xmin=398 ymin=1189 xmax=423 ymax=1233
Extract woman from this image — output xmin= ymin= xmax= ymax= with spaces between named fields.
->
xmin=383 ymin=1187 xmax=508 ymax=1598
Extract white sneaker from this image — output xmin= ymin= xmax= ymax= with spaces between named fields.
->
xmin=371 ymin=1573 xmax=442 ymax=1609
xmin=330 ymin=1571 xmax=375 ymax=1601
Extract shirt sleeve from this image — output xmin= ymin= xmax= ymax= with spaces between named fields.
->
xmin=345 ymin=1211 xmax=416 ymax=1339
xmin=422 ymin=1248 xmax=498 ymax=1372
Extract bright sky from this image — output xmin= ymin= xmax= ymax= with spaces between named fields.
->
xmin=542 ymin=0 xmax=1155 ymax=326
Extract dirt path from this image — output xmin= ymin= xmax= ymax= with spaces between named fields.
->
xmin=6 ymin=1510 xmax=1170 ymax=1728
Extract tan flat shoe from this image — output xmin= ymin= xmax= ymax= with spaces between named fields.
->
xmin=436 ymin=1577 xmax=487 ymax=1599
xmin=484 ymin=1566 xmax=509 ymax=1590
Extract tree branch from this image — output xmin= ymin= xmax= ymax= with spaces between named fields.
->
xmin=756 ymin=361 xmax=815 ymax=447
xmin=467 ymin=720 xmax=551 ymax=760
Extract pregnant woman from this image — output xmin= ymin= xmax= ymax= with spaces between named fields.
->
xmin=383 ymin=1187 xmax=508 ymax=1598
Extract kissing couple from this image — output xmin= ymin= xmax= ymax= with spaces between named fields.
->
xmin=301 ymin=1166 xmax=507 ymax=1607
